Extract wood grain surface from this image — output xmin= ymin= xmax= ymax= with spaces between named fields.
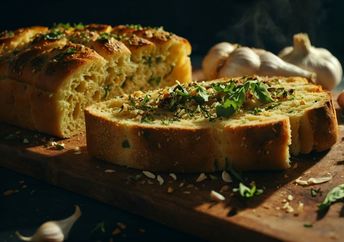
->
xmin=1 ymin=110 xmax=344 ymax=242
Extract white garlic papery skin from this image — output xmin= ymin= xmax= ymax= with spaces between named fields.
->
xmin=202 ymin=42 xmax=236 ymax=79
xmin=16 ymin=205 xmax=81 ymax=242
xmin=254 ymin=49 xmax=316 ymax=80
xmin=279 ymin=33 xmax=343 ymax=90
xmin=218 ymin=47 xmax=260 ymax=78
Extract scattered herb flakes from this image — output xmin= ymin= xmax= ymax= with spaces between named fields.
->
xmin=233 ymin=182 xmax=264 ymax=198
xmin=318 ymin=184 xmax=344 ymax=212
xmin=43 ymin=30 xmax=64 ymax=40
xmin=92 ymin=221 xmax=107 ymax=234
xmin=303 ymin=223 xmax=313 ymax=228
xmin=121 ymin=139 xmax=130 ymax=148
xmin=311 ymin=188 xmax=322 ymax=197
xmin=214 ymin=79 xmax=273 ymax=118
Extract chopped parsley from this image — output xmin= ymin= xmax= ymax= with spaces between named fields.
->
xmin=318 ymin=184 xmax=344 ymax=212
xmin=233 ymin=182 xmax=264 ymax=198
xmin=214 ymin=79 xmax=273 ymax=118
xmin=42 ymin=30 xmax=65 ymax=40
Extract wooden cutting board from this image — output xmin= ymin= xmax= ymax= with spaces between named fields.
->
xmin=1 ymin=112 xmax=344 ymax=242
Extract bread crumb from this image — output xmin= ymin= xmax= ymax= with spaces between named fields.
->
xmin=179 ymin=182 xmax=184 ymax=188
xmin=104 ymin=169 xmax=116 ymax=173
xmin=287 ymin=194 xmax=294 ymax=201
xmin=167 ymin=186 xmax=174 ymax=193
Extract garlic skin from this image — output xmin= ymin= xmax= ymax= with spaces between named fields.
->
xmin=202 ymin=42 xmax=236 ymax=79
xmin=16 ymin=205 xmax=81 ymax=242
xmin=254 ymin=49 xmax=316 ymax=80
xmin=279 ymin=33 xmax=343 ymax=90
xmin=218 ymin=47 xmax=260 ymax=78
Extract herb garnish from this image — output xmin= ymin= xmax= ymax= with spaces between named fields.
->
xmin=311 ymin=188 xmax=322 ymax=197
xmin=42 ymin=30 xmax=65 ymax=40
xmin=233 ymin=182 xmax=264 ymax=198
xmin=318 ymin=184 xmax=344 ymax=211
xmin=214 ymin=79 xmax=273 ymax=118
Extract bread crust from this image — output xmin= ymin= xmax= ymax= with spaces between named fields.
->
xmin=85 ymin=111 xmax=292 ymax=172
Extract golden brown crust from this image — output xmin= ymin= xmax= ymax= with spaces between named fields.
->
xmin=307 ymin=97 xmax=339 ymax=152
xmin=0 ymin=24 xmax=192 ymax=137
xmin=84 ymin=76 xmax=338 ymax=172
xmin=85 ymin=108 xmax=291 ymax=172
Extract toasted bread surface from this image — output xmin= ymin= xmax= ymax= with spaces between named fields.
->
xmin=85 ymin=76 xmax=338 ymax=171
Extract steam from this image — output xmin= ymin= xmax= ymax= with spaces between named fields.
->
xmin=217 ymin=0 xmax=326 ymax=53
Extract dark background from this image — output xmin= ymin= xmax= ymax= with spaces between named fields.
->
xmin=1 ymin=0 xmax=343 ymax=67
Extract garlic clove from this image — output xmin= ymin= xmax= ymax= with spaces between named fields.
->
xmin=218 ymin=47 xmax=260 ymax=78
xmin=202 ymin=42 xmax=237 ymax=79
xmin=16 ymin=205 xmax=81 ymax=242
xmin=255 ymin=49 xmax=316 ymax=80
xmin=279 ymin=33 xmax=343 ymax=90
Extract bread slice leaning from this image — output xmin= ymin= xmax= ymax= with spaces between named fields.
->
xmin=85 ymin=76 xmax=338 ymax=172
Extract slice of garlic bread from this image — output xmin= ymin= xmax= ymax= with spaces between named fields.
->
xmin=85 ymin=76 xmax=338 ymax=172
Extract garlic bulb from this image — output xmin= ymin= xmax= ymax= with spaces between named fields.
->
xmin=218 ymin=47 xmax=260 ymax=78
xmin=202 ymin=42 xmax=315 ymax=80
xmin=279 ymin=33 xmax=343 ymax=90
xmin=254 ymin=49 xmax=316 ymax=79
xmin=202 ymin=42 xmax=236 ymax=79
xmin=16 ymin=205 xmax=81 ymax=242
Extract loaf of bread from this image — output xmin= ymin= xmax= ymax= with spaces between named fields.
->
xmin=0 ymin=24 xmax=191 ymax=137
xmin=85 ymin=76 xmax=338 ymax=172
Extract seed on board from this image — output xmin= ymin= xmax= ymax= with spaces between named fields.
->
xmin=287 ymin=194 xmax=294 ymax=201
xmin=169 ymin=173 xmax=177 ymax=180
xmin=221 ymin=171 xmax=232 ymax=183
xmin=142 ymin=171 xmax=156 ymax=179
xmin=210 ymin=190 xmax=225 ymax=202
xmin=157 ymin=175 xmax=164 ymax=185
xmin=196 ymin=173 xmax=207 ymax=183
